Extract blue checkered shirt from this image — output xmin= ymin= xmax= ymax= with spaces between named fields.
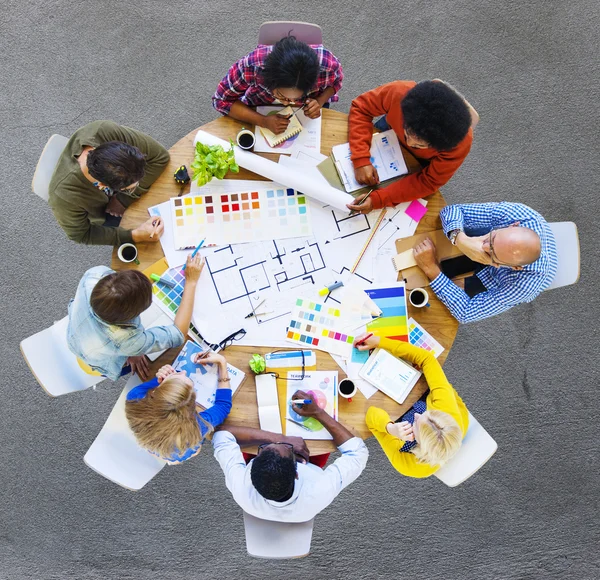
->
xmin=429 ymin=203 xmax=558 ymax=323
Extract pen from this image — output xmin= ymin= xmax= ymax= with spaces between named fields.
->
xmin=349 ymin=189 xmax=374 ymax=217
xmin=245 ymin=311 xmax=274 ymax=319
xmin=291 ymin=399 xmax=312 ymax=405
xmin=356 ymin=332 xmax=374 ymax=346
xmin=286 ymin=418 xmax=312 ymax=432
xmin=182 ymin=238 xmax=205 ymax=270
xmin=285 ymin=103 xmax=307 ymax=120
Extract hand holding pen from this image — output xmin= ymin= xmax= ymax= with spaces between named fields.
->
xmin=291 ymin=390 xmax=323 ymax=417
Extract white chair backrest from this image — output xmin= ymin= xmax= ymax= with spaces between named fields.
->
xmin=20 ymin=316 xmax=104 ymax=397
xmin=434 ymin=411 xmax=497 ymax=487
xmin=258 ymin=21 xmax=323 ymax=45
xmin=84 ymin=375 xmax=166 ymax=490
xmin=243 ymin=511 xmax=314 ymax=559
xmin=545 ymin=222 xmax=580 ymax=291
xmin=32 ymin=134 xmax=69 ymax=202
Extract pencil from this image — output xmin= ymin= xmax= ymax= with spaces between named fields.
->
xmin=350 ymin=209 xmax=387 ymax=274
xmin=348 ymin=189 xmax=374 ymax=217
xmin=181 ymin=238 xmax=205 ymax=270
xmin=356 ymin=332 xmax=374 ymax=346
xmin=149 ymin=218 xmax=160 ymax=238
xmin=285 ymin=103 xmax=307 ymax=120
xmin=286 ymin=418 xmax=312 ymax=432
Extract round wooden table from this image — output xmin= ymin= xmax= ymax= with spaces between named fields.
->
xmin=111 ymin=110 xmax=458 ymax=453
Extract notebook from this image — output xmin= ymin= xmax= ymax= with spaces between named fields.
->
xmin=172 ymin=340 xmax=246 ymax=409
xmin=259 ymin=106 xmax=304 ymax=147
xmin=358 ymin=347 xmax=421 ymax=404
xmin=255 ymin=374 xmax=283 ymax=433
xmin=330 ymin=130 xmax=408 ymax=193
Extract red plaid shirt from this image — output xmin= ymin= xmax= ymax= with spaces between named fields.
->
xmin=212 ymin=45 xmax=343 ymax=115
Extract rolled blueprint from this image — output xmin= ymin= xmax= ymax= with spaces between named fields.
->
xmin=195 ymin=130 xmax=354 ymax=213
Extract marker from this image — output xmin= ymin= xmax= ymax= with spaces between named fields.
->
xmin=356 ymin=332 xmax=374 ymax=346
xmin=149 ymin=273 xmax=176 ymax=288
xmin=291 ymin=399 xmax=312 ymax=405
xmin=182 ymin=239 xmax=205 ymax=270
xmin=318 ymin=281 xmax=344 ymax=296
xmin=286 ymin=418 xmax=312 ymax=432
xmin=348 ymin=188 xmax=374 ymax=217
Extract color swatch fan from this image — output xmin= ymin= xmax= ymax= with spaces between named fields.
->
xmin=286 ymin=298 xmax=356 ymax=358
xmin=365 ymin=283 xmax=409 ymax=342
xmin=170 ymin=188 xmax=311 ymax=249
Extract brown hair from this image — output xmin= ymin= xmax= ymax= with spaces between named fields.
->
xmin=90 ymin=270 xmax=152 ymax=324
xmin=125 ymin=376 xmax=212 ymax=460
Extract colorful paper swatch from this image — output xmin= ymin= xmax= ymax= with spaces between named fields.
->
xmin=286 ymin=298 xmax=355 ymax=358
xmin=405 ymin=199 xmax=428 ymax=222
xmin=365 ymin=283 xmax=409 ymax=342
xmin=151 ymin=266 xmax=203 ymax=342
xmin=171 ymin=188 xmax=311 ymax=249
xmin=408 ymin=318 xmax=445 ymax=358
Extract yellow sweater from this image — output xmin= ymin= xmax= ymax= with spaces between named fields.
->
xmin=365 ymin=338 xmax=469 ymax=478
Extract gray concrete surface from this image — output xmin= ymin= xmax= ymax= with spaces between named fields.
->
xmin=1 ymin=1 xmax=598 ymax=578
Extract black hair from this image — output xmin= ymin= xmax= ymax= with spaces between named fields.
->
xmin=262 ymin=36 xmax=320 ymax=93
xmin=401 ymin=81 xmax=471 ymax=151
xmin=86 ymin=141 xmax=146 ymax=191
xmin=250 ymin=448 xmax=297 ymax=501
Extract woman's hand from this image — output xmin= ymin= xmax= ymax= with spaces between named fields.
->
xmin=184 ymin=255 xmax=204 ymax=283
xmin=193 ymin=351 xmax=226 ymax=367
xmin=353 ymin=333 xmax=381 ymax=351
xmin=156 ymin=364 xmax=176 ymax=384
xmin=303 ymin=98 xmax=321 ymax=119
xmin=262 ymin=114 xmax=290 ymax=135
xmin=387 ymin=421 xmax=415 ymax=442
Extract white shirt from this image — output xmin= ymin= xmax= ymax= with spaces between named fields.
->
xmin=212 ymin=431 xmax=369 ymax=523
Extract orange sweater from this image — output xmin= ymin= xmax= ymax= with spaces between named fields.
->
xmin=349 ymin=81 xmax=473 ymax=209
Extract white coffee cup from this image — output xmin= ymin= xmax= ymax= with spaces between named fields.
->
xmin=117 ymin=243 xmax=140 ymax=265
xmin=236 ymin=129 xmax=255 ymax=150
xmin=339 ymin=378 xmax=358 ymax=402
xmin=409 ymin=287 xmax=430 ymax=308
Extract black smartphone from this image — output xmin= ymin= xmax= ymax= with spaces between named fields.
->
xmin=441 ymin=255 xmax=478 ymax=279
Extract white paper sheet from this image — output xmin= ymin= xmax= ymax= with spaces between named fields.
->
xmin=255 ymin=374 xmax=283 ymax=433
xmin=195 ymin=130 xmax=353 ymax=212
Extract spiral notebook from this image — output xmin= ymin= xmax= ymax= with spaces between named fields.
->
xmin=259 ymin=106 xmax=304 ymax=147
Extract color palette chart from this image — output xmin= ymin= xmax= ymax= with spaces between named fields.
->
xmin=365 ymin=283 xmax=409 ymax=342
xmin=286 ymin=298 xmax=355 ymax=358
xmin=408 ymin=318 xmax=445 ymax=358
xmin=151 ymin=266 xmax=202 ymax=342
xmin=170 ymin=188 xmax=311 ymax=249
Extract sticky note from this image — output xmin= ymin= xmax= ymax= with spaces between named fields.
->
xmin=405 ymin=200 xmax=428 ymax=222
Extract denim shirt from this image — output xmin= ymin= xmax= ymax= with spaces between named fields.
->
xmin=67 ymin=266 xmax=184 ymax=380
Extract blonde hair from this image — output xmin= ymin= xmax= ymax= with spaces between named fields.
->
xmin=411 ymin=409 xmax=463 ymax=467
xmin=125 ymin=376 xmax=213 ymax=460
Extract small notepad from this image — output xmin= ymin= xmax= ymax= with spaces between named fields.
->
xmin=259 ymin=106 xmax=304 ymax=147
xmin=255 ymin=374 xmax=283 ymax=433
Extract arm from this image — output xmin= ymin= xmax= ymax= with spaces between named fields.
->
xmin=369 ymin=136 xmax=472 ymax=209
xmin=125 ymin=377 xmax=160 ymax=401
xmin=291 ymin=390 xmax=354 ymax=447
xmin=366 ymin=407 xmax=437 ymax=478
xmin=196 ymin=354 xmax=232 ymax=427
xmin=173 ymin=254 xmax=204 ymax=336
xmin=50 ymin=195 xmax=133 ymax=246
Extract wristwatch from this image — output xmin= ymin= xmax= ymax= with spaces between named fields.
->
xmin=448 ymin=229 xmax=462 ymax=245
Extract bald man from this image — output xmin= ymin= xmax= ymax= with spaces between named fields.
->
xmin=413 ymin=202 xmax=558 ymax=323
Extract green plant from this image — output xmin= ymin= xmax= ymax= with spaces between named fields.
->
xmin=191 ymin=140 xmax=239 ymax=186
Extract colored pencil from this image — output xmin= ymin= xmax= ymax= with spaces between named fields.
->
xmin=182 ymin=239 xmax=205 ymax=270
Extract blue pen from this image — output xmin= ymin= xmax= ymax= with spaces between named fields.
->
xmin=182 ymin=238 xmax=205 ymax=270
xmin=291 ymin=398 xmax=312 ymax=405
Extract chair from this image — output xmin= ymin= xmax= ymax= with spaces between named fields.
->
xmin=20 ymin=316 xmax=104 ymax=397
xmin=434 ymin=412 xmax=497 ymax=487
xmin=243 ymin=511 xmax=314 ymax=559
xmin=258 ymin=21 xmax=323 ymax=45
xmin=545 ymin=222 xmax=580 ymax=291
xmin=31 ymin=134 xmax=69 ymax=202
xmin=84 ymin=375 xmax=167 ymax=490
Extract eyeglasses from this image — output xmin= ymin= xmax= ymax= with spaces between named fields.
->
xmin=257 ymin=442 xmax=294 ymax=454
xmin=269 ymin=349 xmax=306 ymax=381
xmin=217 ymin=328 xmax=247 ymax=350
xmin=272 ymin=88 xmax=304 ymax=104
